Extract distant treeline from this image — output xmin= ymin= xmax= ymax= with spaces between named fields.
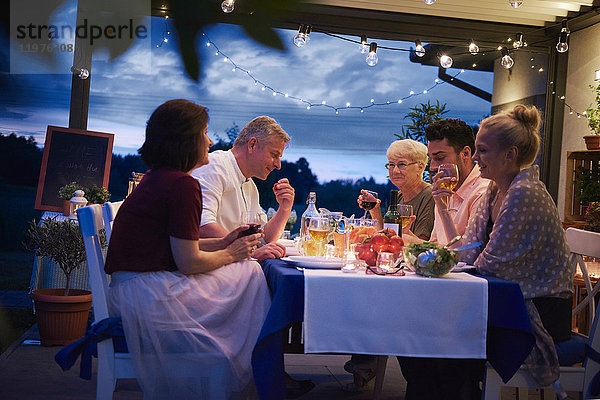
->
xmin=0 ymin=132 xmax=395 ymax=218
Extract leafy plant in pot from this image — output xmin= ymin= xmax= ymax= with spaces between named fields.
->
xmin=584 ymin=82 xmax=600 ymax=150
xmin=584 ymin=202 xmax=600 ymax=233
xmin=574 ymin=164 xmax=600 ymax=211
xmin=24 ymin=217 xmax=105 ymax=345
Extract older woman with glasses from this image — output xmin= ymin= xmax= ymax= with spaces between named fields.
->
xmin=346 ymin=139 xmax=435 ymax=391
xmin=358 ymin=139 xmax=434 ymax=240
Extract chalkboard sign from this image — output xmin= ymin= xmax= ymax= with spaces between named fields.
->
xmin=35 ymin=126 xmax=114 ymax=212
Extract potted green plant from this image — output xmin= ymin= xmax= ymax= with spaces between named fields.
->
xmin=574 ymin=165 xmax=600 ymax=208
xmin=584 ymin=82 xmax=600 ymax=150
xmin=58 ymin=181 xmax=84 ymax=216
xmin=23 ymin=217 xmax=102 ymax=345
xmin=84 ymin=184 xmax=111 ymax=204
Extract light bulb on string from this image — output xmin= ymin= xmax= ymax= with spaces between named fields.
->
xmin=221 ymin=0 xmax=234 ymax=13
xmin=293 ymin=25 xmax=307 ymax=47
xmin=415 ymin=40 xmax=425 ymax=57
xmin=366 ymin=42 xmax=378 ymax=66
xmin=500 ymin=47 xmax=514 ymax=69
xmin=424 ymin=0 xmax=435 ymax=4
xmin=509 ymin=0 xmax=523 ymax=8
xmin=556 ymin=21 xmax=570 ymax=53
xmin=359 ymin=35 xmax=369 ymax=54
xmin=468 ymin=39 xmax=479 ymax=55
xmin=305 ymin=25 xmax=312 ymax=42
xmin=70 ymin=66 xmax=89 ymax=79
xmin=513 ymin=32 xmax=524 ymax=49
xmin=439 ymin=54 xmax=453 ymax=69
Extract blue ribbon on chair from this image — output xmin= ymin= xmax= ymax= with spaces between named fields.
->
xmin=585 ymin=344 xmax=600 ymax=396
xmin=55 ymin=317 xmax=128 ymax=380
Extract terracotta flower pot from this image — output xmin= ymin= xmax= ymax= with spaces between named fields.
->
xmin=30 ymin=288 xmax=92 ymax=346
xmin=62 ymin=200 xmax=71 ymax=217
xmin=584 ymin=135 xmax=600 ymax=150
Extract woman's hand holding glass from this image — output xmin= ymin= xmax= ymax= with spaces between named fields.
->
xmin=357 ymin=190 xmax=380 ymax=219
xmin=226 ymin=231 xmax=263 ymax=261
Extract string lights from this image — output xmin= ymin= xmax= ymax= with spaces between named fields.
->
xmin=70 ymin=66 xmax=89 ymax=79
xmin=366 ymin=42 xmax=378 ymax=66
xmin=196 ymin=32 xmax=466 ymax=114
xmin=556 ymin=21 xmax=570 ymax=53
xmin=468 ymin=39 xmax=479 ymax=55
xmin=359 ymin=35 xmax=369 ymax=54
xmin=509 ymin=0 xmax=523 ymax=8
xmin=221 ymin=0 xmax=235 ymax=13
xmin=500 ymin=47 xmax=514 ymax=69
xmin=153 ymin=4 xmax=575 ymax=113
xmin=293 ymin=25 xmax=312 ymax=47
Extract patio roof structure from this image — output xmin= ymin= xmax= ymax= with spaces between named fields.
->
xmin=69 ymin=0 xmax=600 ymax=203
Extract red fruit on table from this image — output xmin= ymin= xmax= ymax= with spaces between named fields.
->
xmin=355 ymin=243 xmax=377 ymax=266
xmin=369 ymin=233 xmax=390 ymax=252
xmin=388 ymin=235 xmax=404 ymax=254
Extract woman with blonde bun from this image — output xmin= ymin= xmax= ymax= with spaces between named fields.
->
xmin=435 ymin=104 xmax=574 ymax=393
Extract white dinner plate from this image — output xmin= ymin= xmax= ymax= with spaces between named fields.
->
xmin=281 ymin=256 xmax=343 ymax=269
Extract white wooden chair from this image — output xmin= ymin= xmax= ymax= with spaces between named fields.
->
xmin=483 ymin=227 xmax=600 ymax=400
xmin=78 ymin=204 xmax=136 ymax=400
xmin=101 ymin=201 xmax=123 ymax=242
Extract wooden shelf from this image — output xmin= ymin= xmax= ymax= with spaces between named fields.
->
xmin=564 ymin=150 xmax=600 ymax=223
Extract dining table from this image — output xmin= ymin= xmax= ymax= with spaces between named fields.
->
xmin=252 ymin=258 xmax=536 ymax=400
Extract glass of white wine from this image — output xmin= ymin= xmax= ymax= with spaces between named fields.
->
xmin=308 ymin=217 xmax=330 ymax=257
xmin=437 ymin=163 xmax=459 ymax=212
xmin=398 ymin=204 xmax=414 ymax=231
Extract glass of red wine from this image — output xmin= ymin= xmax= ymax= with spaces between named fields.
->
xmin=240 ymin=211 xmax=263 ymax=237
xmin=360 ymin=190 xmax=379 ymax=219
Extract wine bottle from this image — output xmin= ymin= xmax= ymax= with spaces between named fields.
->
xmin=383 ymin=190 xmax=402 ymax=237
xmin=300 ymin=192 xmax=320 ymax=239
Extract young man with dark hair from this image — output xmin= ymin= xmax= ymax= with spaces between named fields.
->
xmin=403 ymin=118 xmax=489 ymax=245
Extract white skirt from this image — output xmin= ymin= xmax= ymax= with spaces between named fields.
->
xmin=108 ymin=260 xmax=271 ymax=400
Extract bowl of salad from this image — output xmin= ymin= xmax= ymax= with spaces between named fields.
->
xmin=403 ymin=242 xmax=459 ymax=277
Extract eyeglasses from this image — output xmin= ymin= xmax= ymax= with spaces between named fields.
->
xmin=385 ymin=161 xmax=418 ymax=170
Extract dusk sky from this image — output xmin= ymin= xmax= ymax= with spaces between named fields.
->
xmin=1 ymin=5 xmax=493 ymax=183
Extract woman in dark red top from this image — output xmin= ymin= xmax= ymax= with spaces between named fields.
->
xmin=106 ymin=100 xmax=270 ymax=399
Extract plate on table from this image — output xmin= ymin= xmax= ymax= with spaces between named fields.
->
xmin=281 ymin=256 xmax=343 ymax=269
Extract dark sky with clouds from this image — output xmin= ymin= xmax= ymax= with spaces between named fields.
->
xmin=1 ymin=10 xmax=493 ymax=183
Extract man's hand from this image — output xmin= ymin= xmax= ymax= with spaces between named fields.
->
xmin=253 ymin=242 xmax=286 ymax=262
xmin=273 ymin=178 xmax=295 ymax=211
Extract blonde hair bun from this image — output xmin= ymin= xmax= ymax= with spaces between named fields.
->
xmin=510 ymin=104 xmax=541 ymax=134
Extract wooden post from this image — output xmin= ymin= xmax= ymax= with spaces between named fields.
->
xmin=68 ymin=2 xmax=92 ymax=130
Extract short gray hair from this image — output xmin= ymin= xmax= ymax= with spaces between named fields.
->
xmin=386 ymin=139 xmax=428 ymax=166
xmin=233 ymin=116 xmax=290 ymax=148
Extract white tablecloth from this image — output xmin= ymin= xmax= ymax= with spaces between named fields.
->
xmin=303 ymin=270 xmax=488 ymax=359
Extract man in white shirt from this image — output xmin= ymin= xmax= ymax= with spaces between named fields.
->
xmin=192 ymin=116 xmax=295 ymax=262
xmin=402 ymin=118 xmax=489 ymax=245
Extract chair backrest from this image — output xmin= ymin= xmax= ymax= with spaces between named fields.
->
xmin=584 ymin=300 xmax=600 ymax=398
xmin=102 ymin=201 xmax=123 ymax=243
xmin=567 ymin=228 xmax=600 ymax=331
xmin=78 ymin=204 xmax=110 ymax=322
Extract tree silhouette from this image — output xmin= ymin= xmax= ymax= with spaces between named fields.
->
xmin=0 ymin=133 xmax=42 ymax=187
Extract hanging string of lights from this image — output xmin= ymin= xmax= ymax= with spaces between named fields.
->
xmin=198 ymin=32 xmax=465 ymax=113
xmin=152 ymin=4 xmax=593 ymax=117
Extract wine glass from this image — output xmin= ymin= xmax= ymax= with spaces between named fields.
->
xmin=242 ymin=211 xmax=263 ymax=236
xmin=359 ymin=190 xmax=379 ymax=219
xmin=437 ymin=163 xmax=459 ymax=212
xmin=308 ymin=217 xmax=330 ymax=257
xmin=398 ymin=204 xmax=414 ymax=231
